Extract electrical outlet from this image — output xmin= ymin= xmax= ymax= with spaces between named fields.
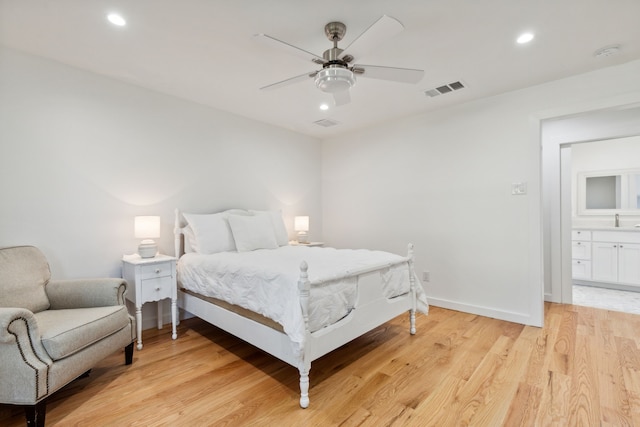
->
xmin=422 ymin=271 xmax=430 ymax=282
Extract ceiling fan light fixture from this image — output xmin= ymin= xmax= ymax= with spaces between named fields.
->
xmin=315 ymin=67 xmax=355 ymax=93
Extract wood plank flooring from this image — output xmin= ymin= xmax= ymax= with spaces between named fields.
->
xmin=2 ymin=302 xmax=640 ymax=426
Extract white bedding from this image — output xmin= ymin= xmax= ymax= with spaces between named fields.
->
xmin=177 ymin=246 xmax=428 ymax=347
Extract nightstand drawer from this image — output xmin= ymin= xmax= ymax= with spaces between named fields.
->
xmin=141 ymin=276 xmax=173 ymax=302
xmin=140 ymin=263 xmax=173 ymax=280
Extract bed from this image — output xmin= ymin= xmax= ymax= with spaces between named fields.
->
xmin=173 ymin=208 xmax=428 ymax=408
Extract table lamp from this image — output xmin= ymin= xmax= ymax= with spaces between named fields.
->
xmin=135 ymin=216 xmax=160 ymax=258
xmin=294 ymin=216 xmax=309 ymax=244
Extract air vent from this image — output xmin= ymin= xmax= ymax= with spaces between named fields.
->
xmin=424 ymin=81 xmax=466 ymax=97
xmin=314 ymin=118 xmax=341 ymax=127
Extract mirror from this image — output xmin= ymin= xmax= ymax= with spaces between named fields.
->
xmin=578 ymin=169 xmax=640 ymax=215
xmin=585 ymin=175 xmax=621 ymax=209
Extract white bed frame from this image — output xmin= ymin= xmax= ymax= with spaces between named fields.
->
xmin=174 ymin=209 xmax=418 ymax=408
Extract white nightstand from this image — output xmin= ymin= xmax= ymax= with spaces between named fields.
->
xmin=122 ymin=254 xmax=177 ymax=350
xmin=289 ymin=241 xmax=325 ymax=247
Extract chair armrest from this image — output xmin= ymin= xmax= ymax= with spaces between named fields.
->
xmin=47 ymin=278 xmax=128 ymax=309
xmin=0 ymin=307 xmax=52 ymax=403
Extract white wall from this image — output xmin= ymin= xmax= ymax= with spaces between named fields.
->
xmin=322 ymin=59 xmax=640 ymax=326
xmin=0 ymin=47 xmax=322 ymax=328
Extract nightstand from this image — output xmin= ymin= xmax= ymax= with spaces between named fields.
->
xmin=122 ymin=254 xmax=177 ymax=350
xmin=289 ymin=241 xmax=325 ymax=247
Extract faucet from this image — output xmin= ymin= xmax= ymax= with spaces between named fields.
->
xmin=615 ymin=213 xmax=620 ymax=227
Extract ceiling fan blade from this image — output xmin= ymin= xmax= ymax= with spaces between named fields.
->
xmin=332 ymin=90 xmax=351 ymax=106
xmin=339 ymin=15 xmax=404 ymax=62
xmin=353 ymin=64 xmax=424 ymax=84
xmin=253 ymin=33 xmax=325 ymax=64
xmin=259 ymin=71 xmax=317 ymax=91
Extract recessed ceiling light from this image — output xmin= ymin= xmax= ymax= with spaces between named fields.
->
xmin=319 ymin=103 xmax=329 ymax=111
xmin=107 ymin=13 xmax=126 ymax=27
xmin=517 ymin=32 xmax=534 ymax=44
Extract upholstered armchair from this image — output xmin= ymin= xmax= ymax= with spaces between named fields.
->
xmin=0 ymin=246 xmax=136 ymax=426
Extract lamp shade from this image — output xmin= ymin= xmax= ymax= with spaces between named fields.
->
xmin=294 ymin=216 xmax=309 ymax=232
xmin=315 ymin=67 xmax=355 ymax=93
xmin=134 ymin=216 xmax=160 ymax=239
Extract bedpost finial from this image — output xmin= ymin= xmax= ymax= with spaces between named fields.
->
xmin=300 ymin=261 xmax=308 ymax=272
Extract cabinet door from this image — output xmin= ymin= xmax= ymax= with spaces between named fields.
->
xmin=592 ymin=242 xmax=618 ymax=283
xmin=618 ymin=243 xmax=640 ymax=285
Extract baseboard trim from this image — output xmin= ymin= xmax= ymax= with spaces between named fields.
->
xmin=427 ymin=297 xmax=539 ymax=327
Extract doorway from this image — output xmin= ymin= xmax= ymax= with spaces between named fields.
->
xmin=542 ymin=102 xmax=640 ymax=307
xmin=568 ymin=137 xmax=640 ymax=313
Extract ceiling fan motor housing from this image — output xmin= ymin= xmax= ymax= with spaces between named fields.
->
xmin=315 ymin=66 xmax=356 ymax=93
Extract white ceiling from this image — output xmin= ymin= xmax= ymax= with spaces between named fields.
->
xmin=1 ymin=0 xmax=639 ymax=138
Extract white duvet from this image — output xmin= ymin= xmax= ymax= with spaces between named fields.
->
xmin=178 ymin=246 xmax=429 ymax=347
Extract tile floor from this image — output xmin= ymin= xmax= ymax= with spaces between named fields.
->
xmin=573 ymin=284 xmax=640 ymax=315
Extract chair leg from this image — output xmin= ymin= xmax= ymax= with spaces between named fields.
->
xmin=24 ymin=399 xmax=46 ymax=427
xmin=125 ymin=342 xmax=134 ymax=365
xmin=78 ymin=369 xmax=92 ymax=379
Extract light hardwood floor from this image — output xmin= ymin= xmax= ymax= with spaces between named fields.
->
xmin=2 ymin=302 xmax=640 ymax=426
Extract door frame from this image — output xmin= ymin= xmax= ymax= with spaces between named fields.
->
xmin=536 ymin=92 xmax=640 ymax=305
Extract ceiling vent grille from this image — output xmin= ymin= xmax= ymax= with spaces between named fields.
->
xmin=424 ymin=81 xmax=466 ymax=97
xmin=313 ymin=118 xmax=341 ymax=127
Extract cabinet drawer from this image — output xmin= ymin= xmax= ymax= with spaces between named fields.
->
xmin=572 ymin=241 xmax=591 ymax=260
xmin=572 ymin=259 xmax=591 ymax=280
xmin=141 ymin=276 xmax=173 ymax=302
xmin=140 ymin=263 xmax=173 ymax=280
xmin=572 ymin=230 xmax=591 ymax=241
xmin=592 ymin=231 xmax=640 ymax=244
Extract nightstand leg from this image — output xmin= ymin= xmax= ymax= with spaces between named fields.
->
xmin=157 ymin=302 xmax=163 ymax=330
xmin=171 ymin=298 xmax=177 ymax=340
xmin=136 ymin=306 xmax=143 ymax=350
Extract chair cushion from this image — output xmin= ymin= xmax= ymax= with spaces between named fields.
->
xmin=34 ymin=306 xmax=131 ymax=360
xmin=0 ymin=246 xmax=51 ymax=313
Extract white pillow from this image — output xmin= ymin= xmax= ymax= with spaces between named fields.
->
xmin=250 ymin=210 xmax=289 ymax=246
xmin=228 ymin=213 xmax=279 ymax=252
xmin=183 ymin=212 xmax=236 ymax=254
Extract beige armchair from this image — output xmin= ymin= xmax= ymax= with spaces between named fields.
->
xmin=0 ymin=246 xmax=136 ymax=426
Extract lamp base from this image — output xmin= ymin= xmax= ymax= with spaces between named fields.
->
xmin=296 ymin=232 xmax=309 ymax=244
xmin=138 ymin=240 xmax=158 ymax=258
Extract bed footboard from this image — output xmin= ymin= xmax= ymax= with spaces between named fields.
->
xmin=294 ymin=243 xmax=419 ymax=408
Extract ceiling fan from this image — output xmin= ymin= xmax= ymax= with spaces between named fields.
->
xmin=254 ymin=15 xmax=425 ymax=106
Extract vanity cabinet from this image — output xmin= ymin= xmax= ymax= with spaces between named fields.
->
xmin=575 ymin=229 xmax=640 ymax=287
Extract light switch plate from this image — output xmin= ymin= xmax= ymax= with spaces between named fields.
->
xmin=511 ymin=182 xmax=527 ymax=195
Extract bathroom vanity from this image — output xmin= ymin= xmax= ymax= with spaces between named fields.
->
xmin=572 ymin=227 xmax=640 ymax=288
